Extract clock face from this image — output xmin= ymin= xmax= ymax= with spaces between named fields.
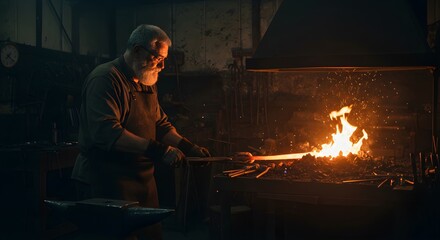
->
xmin=1 ymin=44 xmax=19 ymax=68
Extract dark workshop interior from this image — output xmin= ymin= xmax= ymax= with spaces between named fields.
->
xmin=1 ymin=0 xmax=440 ymax=239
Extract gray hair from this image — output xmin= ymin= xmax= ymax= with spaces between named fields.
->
xmin=127 ymin=24 xmax=172 ymax=50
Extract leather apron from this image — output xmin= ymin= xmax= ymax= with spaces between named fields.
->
xmin=88 ymin=81 xmax=161 ymax=239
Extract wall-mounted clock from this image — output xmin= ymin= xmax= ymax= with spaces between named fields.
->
xmin=1 ymin=43 xmax=19 ymax=68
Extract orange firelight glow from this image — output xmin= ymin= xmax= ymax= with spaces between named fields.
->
xmin=313 ymin=105 xmax=368 ymax=158
xmin=253 ymin=105 xmax=368 ymax=161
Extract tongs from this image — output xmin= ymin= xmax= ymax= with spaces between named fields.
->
xmin=223 ymin=164 xmax=260 ymax=178
xmin=222 ymin=163 xmax=272 ymax=178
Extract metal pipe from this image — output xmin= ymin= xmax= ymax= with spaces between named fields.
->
xmin=48 ymin=0 xmax=73 ymax=49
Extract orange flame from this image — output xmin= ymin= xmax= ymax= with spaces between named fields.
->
xmin=251 ymin=105 xmax=368 ymax=161
xmin=314 ymin=105 xmax=368 ymax=158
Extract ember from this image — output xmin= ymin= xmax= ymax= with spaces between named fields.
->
xmin=261 ymin=154 xmax=413 ymax=186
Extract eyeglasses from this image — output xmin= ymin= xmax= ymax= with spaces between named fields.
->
xmin=138 ymin=45 xmax=166 ymax=63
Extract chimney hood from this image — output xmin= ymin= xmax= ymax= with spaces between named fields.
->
xmin=246 ymin=0 xmax=435 ymax=72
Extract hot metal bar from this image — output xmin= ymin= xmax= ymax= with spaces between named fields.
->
xmin=377 ymin=178 xmax=389 ymax=188
xmin=252 ymin=152 xmax=313 ymax=161
xmin=342 ymin=178 xmax=387 ymax=183
xmin=226 ymin=169 xmax=248 ymax=177
xmin=230 ymin=169 xmax=257 ymax=178
xmin=223 ymin=169 xmax=245 ymax=174
xmin=404 ymin=179 xmax=414 ymax=185
xmin=256 ymin=167 xmax=271 ymax=178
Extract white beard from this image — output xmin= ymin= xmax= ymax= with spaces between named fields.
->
xmin=137 ymin=70 xmax=159 ymax=86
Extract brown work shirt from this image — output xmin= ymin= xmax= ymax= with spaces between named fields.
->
xmin=72 ymin=57 xmax=175 ymax=183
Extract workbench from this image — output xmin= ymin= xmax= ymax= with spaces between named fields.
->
xmin=213 ymin=175 xmax=417 ymax=240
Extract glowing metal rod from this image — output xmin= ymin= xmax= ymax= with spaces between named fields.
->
xmin=252 ymin=152 xmax=314 ymax=161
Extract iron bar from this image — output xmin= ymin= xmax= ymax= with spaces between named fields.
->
xmin=256 ymin=167 xmax=271 ymax=178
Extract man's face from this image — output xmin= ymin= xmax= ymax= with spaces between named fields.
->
xmin=132 ymin=43 xmax=168 ymax=86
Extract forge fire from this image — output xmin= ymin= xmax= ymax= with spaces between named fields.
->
xmin=226 ymin=105 xmax=419 ymax=186
xmin=252 ymin=105 xmax=369 ymax=161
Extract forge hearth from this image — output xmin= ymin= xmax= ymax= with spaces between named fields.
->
xmin=216 ymin=154 xmax=417 ymax=207
xmin=229 ymin=154 xmax=415 ymax=186
xmin=212 ymin=151 xmax=440 ymax=239
xmin=213 ymin=171 xmax=418 ymax=240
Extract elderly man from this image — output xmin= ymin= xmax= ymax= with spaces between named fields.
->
xmin=72 ymin=24 xmax=210 ymax=239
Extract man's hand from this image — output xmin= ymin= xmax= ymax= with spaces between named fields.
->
xmin=145 ymin=140 xmax=185 ymax=167
xmin=162 ymin=146 xmax=186 ymax=167
xmin=178 ymin=137 xmax=211 ymax=157
xmin=188 ymin=145 xmax=211 ymax=157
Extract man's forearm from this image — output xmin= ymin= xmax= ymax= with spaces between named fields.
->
xmin=112 ymin=129 xmax=149 ymax=153
xmin=113 ymin=129 xmax=186 ymax=155
xmin=161 ymin=129 xmax=183 ymax=147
